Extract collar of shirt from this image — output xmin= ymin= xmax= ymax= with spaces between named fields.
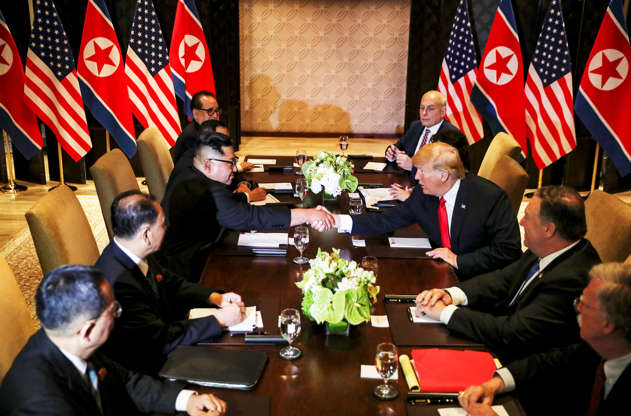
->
xmin=441 ymin=179 xmax=461 ymax=229
xmin=604 ymin=351 xmax=631 ymax=397
xmin=414 ymin=121 xmax=444 ymax=155
xmin=58 ymin=346 xmax=87 ymax=377
xmin=537 ymin=239 xmax=581 ymax=272
xmin=113 ymin=238 xmax=148 ymax=275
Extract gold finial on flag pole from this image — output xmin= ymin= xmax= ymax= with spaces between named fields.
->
xmin=590 ymin=144 xmax=600 ymax=192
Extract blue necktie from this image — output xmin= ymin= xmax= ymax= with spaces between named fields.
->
xmin=509 ymin=261 xmax=540 ymax=306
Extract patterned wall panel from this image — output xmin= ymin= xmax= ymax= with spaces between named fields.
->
xmin=239 ymin=0 xmax=411 ymax=134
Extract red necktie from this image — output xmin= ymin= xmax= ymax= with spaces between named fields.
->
xmin=420 ymin=128 xmax=431 ymax=147
xmin=438 ymin=197 xmax=451 ymax=249
xmin=586 ymin=361 xmax=605 ymax=416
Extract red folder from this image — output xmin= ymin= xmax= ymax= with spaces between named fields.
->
xmin=411 ymin=348 xmax=497 ymax=392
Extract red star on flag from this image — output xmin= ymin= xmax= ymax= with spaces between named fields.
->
xmin=183 ymin=40 xmax=202 ymax=69
xmin=0 ymin=42 xmax=9 ymax=66
xmin=590 ymin=52 xmax=625 ymax=88
xmin=85 ymin=42 xmax=115 ymax=74
xmin=486 ymin=49 xmax=514 ymax=82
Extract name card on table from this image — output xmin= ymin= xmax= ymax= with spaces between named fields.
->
xmin=247 ymin=158 xmax=276 ymax=165
xmin=388 ymin=237 xmax=431 ymax=249
xmin=238 ymin=232 xmax=288 ymax=247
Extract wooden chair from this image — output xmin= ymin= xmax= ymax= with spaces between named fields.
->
xmin=585 ymin=190 xmax=631 ymax=262
xmin=25 ymin=185 xmax=100 ymax=275
xmin=0 ymin=254 xmax=34 ymax=382
xmin=137 ymin=127 xmax=174 ymax=202
xmin=485 ymin=155 xmax=529 ymax=215
xmin=90 ymin=149 xmax=140 ymax=238
xmin=477 ymin=132 xmax=522 ymax=179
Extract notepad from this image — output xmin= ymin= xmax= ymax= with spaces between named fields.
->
xmin=359 ymin=187 xmax=393 ymax=208
xmin=409 ymin=307 xmax=441 ymax=323
xmin=249 ymin=194 xmax=280 ymax=206
xmin=247 ymin=158 xmax=276 ymax=165
xmin=189 ymin=306 xmax=257 ymax=332
xmin=238 ymin=232 xmax=288 ymax=247
xmin=363 ymin=161 xmax=386 ymax=171
xmin=438 ymin=406 xmax=509 ymax=416
xmin=388 ymin=237 xmax=431 ymax=248
xmin=258 ymin=182 xmax=293 ymax=192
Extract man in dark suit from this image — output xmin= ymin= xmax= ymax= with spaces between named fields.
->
xmin=416 ymin=185 xmax=601 ymax=362
xmin=160 ymin=132 xmax=334 ymax=280
xmin=457 ymin=262 xmax=631 ymax=416
xmin=96 ymin=190 xmax=244 ymax=375
xmin=331 ymin=142 xmax=521 ymax=279
xmin=386 ymin=90 xmax=469 ymax=180
xmin=0 ymin=265 xmax=227 ymax=415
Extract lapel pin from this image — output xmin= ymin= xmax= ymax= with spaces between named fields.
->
xmin=461 ymin=204 xmax=466 ymax=209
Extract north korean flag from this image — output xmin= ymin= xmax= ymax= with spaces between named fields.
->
xmin=169 ymin=0 xmax=216 ymax=120
xmin=575 ymin=0 xmax=631 ymax=176
xmin=0 ymin=10 xmax=42 ymax=159
xmin=471 ymin=0 xmax=527 ymax=155
xmin=77 ymin=0 xmax=136 ymax=157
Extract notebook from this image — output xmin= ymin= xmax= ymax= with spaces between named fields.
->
xmin=159 ymin=346 xmax=268 ymax=390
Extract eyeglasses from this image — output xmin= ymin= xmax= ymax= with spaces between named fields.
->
xmin=573 ymin=296 xmax=595 ymax=312
xmin=209 ymin=157 xmax=238 ymax=167
xmin=196 ymin=107 xmax=222 ymax=116
xmin=112 ymin=300 xmax=122 ymax=318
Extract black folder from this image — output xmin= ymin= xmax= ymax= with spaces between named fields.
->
xmin=159 ymin=346 xmax=267 ymax=390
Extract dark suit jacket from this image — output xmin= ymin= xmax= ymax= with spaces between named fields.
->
xmin=351 ymin=173 xmax=521 ymax=279
xmin=390 ymin=120 xmax=469 ymax=178
xmin=506 ymin=341 xmax=627 ymax=415
xmin=159 ymin=165 xmax=291 ymax=281
xmin=170 ymin=120 xmax=198 ymax=166
xmin=0 ymin=329 xmax=184 ymax=415
xmin=449 ymin=239 xmax=601 ymax=362
xmin=96 ymin=241 xmax=222 ymax=375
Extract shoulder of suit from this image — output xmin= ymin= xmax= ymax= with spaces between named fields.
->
xmin=463 ymin=173 xmax=505 ymax=196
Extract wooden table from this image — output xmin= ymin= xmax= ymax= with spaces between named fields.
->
xmin=193 ymin=158 xmax=523 ymax=415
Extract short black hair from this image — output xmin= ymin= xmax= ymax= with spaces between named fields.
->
xmin=111 ymin=190 xmax=158 ymax=239
xmin=199 ymin=119 xmax=228 ymax=135
xmin=536 ymin=185 xmax=586 ymax=241
xmin=195 ymin=132 xmax=232 ymax=157
xmin=36 ymin=265 xmax=106 ymax=331
xmin=190 ymin=90 xmax=216 ymax=113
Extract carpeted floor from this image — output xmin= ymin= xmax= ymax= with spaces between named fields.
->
xmin=0 ymin=194 xmax=110 ymax=327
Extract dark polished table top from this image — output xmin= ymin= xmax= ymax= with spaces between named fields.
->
xmin=192 ymin=157 xmax=523 ymax=415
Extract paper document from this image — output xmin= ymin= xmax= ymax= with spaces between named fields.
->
xmin=409 ymin=307 xmax=441 ymax=324
xmin=238 ymin=232 xmax=288 ymax=247
xmin=250 ymin=165 xmax=264 ymax=173
xmin=249 ymin=194 xmax=280 ymax=206
xmin=371 ymin=315 xmax=389 ymax=328
xmin=247 ymin=158 xmax=276 ymax=165
xmin=360 ymin=365 xmax=398 ymax=380
xmin=363 ymin=161 xmax=386 ymax=171
xmin=259 ymin=182 xmax=293 ymax=191
xmin=189 ymin=306 xmax=257 ymax=332
xmin=388 ymin=237 xmax=431 ymax=249
xmin=351 ymin=239 xmax=366 ymax=247
xmin=438 ymin=406 xmax=508 ymax=416
xmin=359 ymin=187 xmax=392 ymax=208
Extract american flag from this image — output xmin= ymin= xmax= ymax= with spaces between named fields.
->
xmin=24 ymin=0 xmax=91 ymax=162
xmin=125 ymin=0 xmax=181 ymax=146
xmin=525 ymin=0 xmax=575 ymax=169
xmin=438 ymin=0 xmax=483 ymax=145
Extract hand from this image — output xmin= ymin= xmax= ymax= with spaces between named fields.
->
xmin=415 ymin=289 xmax=453 ymax=309
xmin=233 ymin=183 xmax=251 ymax=194
xmin=306 ymin=206 xmax=335 ymax=232
xmin=458 ymin=377 xmax=505 ymax=411
xmin=239 ymin=161 xmax=255 ymax=171
xmin=395 ymin=152 xmax=413 ymax=171
xmin=186 ymin=393 xmax=227 ymax=416
xmin=426 ymin=247 xmax=458 ymax=268
xmin=416 ymin=300 xmax=446 ymax=320
xmin=247 ymin=187 xmax=267 ymax=202
xmin=218 ymin=292 xmax=244 ymax=311
xmin=385 ymin=145 xmax=397 ymax=161
xmin=389 ymin=183 xmax=412 ymax=201
xmin=314 ymin=205 xmax=340 ymax=228
xmin=214 ymin=303 xmax=244 ymax=327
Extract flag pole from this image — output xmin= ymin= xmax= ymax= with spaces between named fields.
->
xmin=105 ymin=131 xmax=110 ymax=152
xmin=537 ymin=169 xmax=543 ymax=189
xmin=590 ymin=144 xmax=600 ymax=192
xmin=1 ymin=131 xmax=27 ymax=194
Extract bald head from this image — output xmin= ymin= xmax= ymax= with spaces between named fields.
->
xmin=419 ymin=90 xmax=447 ymax=127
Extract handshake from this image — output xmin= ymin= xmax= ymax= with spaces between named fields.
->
xmin=293 ymin=205 xmax=341 ymax=233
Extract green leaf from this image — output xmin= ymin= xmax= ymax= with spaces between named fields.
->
xmin=344 ymin=289 xmax=371 ymax=325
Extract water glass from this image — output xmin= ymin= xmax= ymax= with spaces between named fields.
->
xmin=338 ymin=136 xmax=349 ymax=156
xmin=295 ymin=177 xmax=307 ymax=202
xmin=374 ymin=342 xmax=399 ymax=400
xmin=348 ymin=195 xmax=362 ymax=215
xmin=295 ymin=149 xmax=307 ymax=175
xmin=293 ymin=226 xmax=310 ymax=264
xmin=279 ymin=308 xmax=302 ymax=360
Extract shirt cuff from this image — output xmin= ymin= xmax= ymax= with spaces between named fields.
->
xmin=495 ymin=368 xmax=516 ymax=392
xmin=440 ymin=304 xmax=458 ymax=324
xmin=175 ymin=389 xmax=196 ymax=412
xmin=338 ymin=214 xmax=353 ymax=233
xmin=444 ymin=287 xmax=468 ymax=306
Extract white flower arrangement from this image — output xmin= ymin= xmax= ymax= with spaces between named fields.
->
xmin=301 ymin=151 xmax=358 ymax=197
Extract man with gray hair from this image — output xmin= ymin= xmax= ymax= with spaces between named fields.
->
xmin=0 ymin=265 xmax=227 ymax=415
xmin=457 ymin=263 xmax=630 ymax=416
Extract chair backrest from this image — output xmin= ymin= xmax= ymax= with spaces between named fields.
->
xmin=478 ymin=132 xmax=522 ymax=179
xmin=137 ymin=127 xmax=174 ymax=202
xmin=90 ymin=149 xmax=140 ymax=238
xmin=625 ymin=253 xmax=631 ymax=265
xmin=585 ymin=190 xmax=631 ymax=262
xmin=25 ymin=185 xmax=100 ymax=275
xmin=0 ymin=254 xmax=34 ymax=383
xmin=486 ymin=155 xmax=529 ymax=215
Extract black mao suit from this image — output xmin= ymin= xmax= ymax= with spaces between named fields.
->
xmin=0 ymin=329 xmax=184 ymax=415
xmin=351 ymin=174 xmax=521 ymax=279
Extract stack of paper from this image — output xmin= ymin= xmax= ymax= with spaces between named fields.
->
xmin=250 ymin=194 xmax=280 ymax=206
xmin=238 ymin=232 xmax=288 ymax=247
xmin=363 ymin=161 xmax=387 ymax=171
xmin=258 ymin=182 xmax=294 ymax=193
xmin=358 ymin=187 xmax=392 ymax=208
